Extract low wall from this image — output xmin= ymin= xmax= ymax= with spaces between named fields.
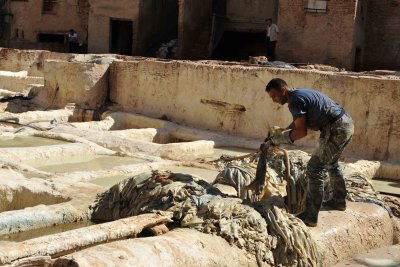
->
xmin=35 ymin=60 xmax=109 ymax=109
xmin=109 ymin=59 xmax=400 ymax=164
xmin=0 ymin=48 xmax=73 ymax=77
xmin=0 ymin=71 xmax=43 ymax=92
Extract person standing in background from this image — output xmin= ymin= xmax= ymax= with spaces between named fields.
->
xmin=266 ymin=19 xmax=279 ymax=61
xmin=67 ymin=29 xmax=79 ymax=53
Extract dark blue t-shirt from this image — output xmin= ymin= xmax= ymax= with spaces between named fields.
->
xmin=288 ymin=88 xmax=345 ymax=131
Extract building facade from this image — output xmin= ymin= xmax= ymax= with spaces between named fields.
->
xmin=88 ymin=0 xmax=178 ymax=56
xmin=1 ymin=0 xmax=399 ymax=70
xmin=1 ymin=0 xmax=89 ymax=52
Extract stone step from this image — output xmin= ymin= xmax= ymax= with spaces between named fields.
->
xmin=0 ymin=70 xmax=43 ymax=93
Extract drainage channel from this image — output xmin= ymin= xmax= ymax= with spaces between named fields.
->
xmin=0 ymin=220 xmax=93 ymax=242
xmin=372 ymin=178 xmax=400 ymax=197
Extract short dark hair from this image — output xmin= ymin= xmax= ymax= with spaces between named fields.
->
xmin=266 ymin=78 xmax=287 ymax=92
xmin=265 ymin=18 xmax=272 ymax=22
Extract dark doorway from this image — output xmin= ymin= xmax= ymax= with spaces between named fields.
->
xmin=37 ymin=33 xmax=65 ymax=43
xmin=212 ymin=0 xmax=226 ymax=14
xmin=110 ymin=19 xmax=133 ymax=55
xmin=353 ymin=47 xmax=362 ymax=72
xmin=212 ymin=31 xmax=266 ymax=61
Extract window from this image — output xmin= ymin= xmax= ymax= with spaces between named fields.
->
xmin=42 ymin=0 xmax=57 ymax=14
xmin=305 ymin=0 xmax=327 ymax=13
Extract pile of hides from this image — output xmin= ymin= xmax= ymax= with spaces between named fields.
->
xmin=214 ymin=150 xmax=307 ymax=214
xmin=91 ymin=171 xmax=321 ymax=267
xmin=156 ymin=39 xmax=178 ymax=59
xmin=214 ymin=149 xmax=394 ymax=217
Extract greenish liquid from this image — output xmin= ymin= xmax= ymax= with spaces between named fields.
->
xmin=27 ymin=155 xmax=147 ymax=173
xmin=0 ymin=136 xmax=68 ymax=148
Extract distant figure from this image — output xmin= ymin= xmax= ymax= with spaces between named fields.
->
xmin=266 ymin=19 xmax=279 ymax=61
xmin=67 ymin=29 xmax=79 ymax=53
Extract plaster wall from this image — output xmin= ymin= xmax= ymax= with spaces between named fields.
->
xmin=36 ymin=60 xmax=109 ymax=109
xmin=8 ymin=0 xmax=87 ymax=44
xmin=226 ymin=0 xmax=277 ymax=32
xmin=109 ymin=59 xmax=400 ymax=164
xmin=277 ymin=0 xmax=358 ymax=69
xmin=363 ymin=0 xmax=400 ymax=70
xmin=87 ymin=15 xmax=110 ymax=54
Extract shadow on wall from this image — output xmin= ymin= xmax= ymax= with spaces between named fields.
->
xmin=212 ymin=31 xmax=267 ymax=61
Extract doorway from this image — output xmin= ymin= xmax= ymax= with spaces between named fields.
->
xmin=110 ymin=19 xmax=133 ymax=55
xmin=212 ymin=31 xmax=266 ymax=61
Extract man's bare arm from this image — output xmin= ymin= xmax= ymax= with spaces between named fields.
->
xmin=288 ymin=117 xmax=307 ymax=141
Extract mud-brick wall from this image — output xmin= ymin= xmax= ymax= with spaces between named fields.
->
xmin=110 ymin=60 xmax=400 ymax=164
xmin=226 ymin=0 xmax=277 ymax=32
xmin=363 ymin=0 xmax=400 ymax=70
xmin=277 ymin=0 xmax=357 ymax=69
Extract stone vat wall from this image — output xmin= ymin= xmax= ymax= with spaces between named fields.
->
xmin=1 ymin=49 xmax=398 ymax=164
xmin=109 ymin=59 xmax=400 ymax=164
xmin=35 ymin=60 xmax=109 ymax=109
xmin=0 ymin=48 xmax=73 ymax=76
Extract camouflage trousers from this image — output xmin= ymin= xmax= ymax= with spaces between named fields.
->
xmin=304 ymin=114 xmax=354 ymax=223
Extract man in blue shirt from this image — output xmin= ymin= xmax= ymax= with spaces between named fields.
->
xmin=265 ymin=78 xmax=354 ymax=227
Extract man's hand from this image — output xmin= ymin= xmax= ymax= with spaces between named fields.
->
xmin=268 ymin=126 xmax=293 ymax=145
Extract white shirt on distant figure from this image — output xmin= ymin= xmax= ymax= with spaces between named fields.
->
xmin=68 ymin=31 xmax=78 ymax=43
xmin=267 ymin=24 xmax=279 ymax=42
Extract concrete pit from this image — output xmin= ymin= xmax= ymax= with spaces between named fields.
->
xmin=0 ymin=48 xmax=398 ymax=266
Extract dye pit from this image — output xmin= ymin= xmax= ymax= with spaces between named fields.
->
xmin=0 ymin=221 xmax=93 ymax=242
xmin=27 ymin=154 xmax=148 ymax=173
xmin=0 ymin=136 xmax=68 ymax=148
xmin=372 ymin=179 xmax=400 ymax=197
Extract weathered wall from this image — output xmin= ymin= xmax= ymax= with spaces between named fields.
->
xmin=277 ymin=0 xmax=358 ymax=69
xmin=0 ymin=72 xmax=43 ymax=92
xmin=137 ymin=0 xmax=178 ymax=55
xmin=109 ymin=59 xmax=400 ymax=164
xmin=7 ymin=0 xmax=87 ymax=45
xmin=226 ymin=0 xmax=277 ymax=32
xmin=352 ymin=0 xmax=367 ymax=71
xmin=87 ymin=14 xmax=110 ymax=54
xmin=178 ymin=0 xmax=212 ymax=58
xmin=363 ymin=0 xmax=400 ymax=70
xmin=87 ymin=0 xmax=140 ymax=54
xmin=36 ymin=60 xmax=109 ymax=109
